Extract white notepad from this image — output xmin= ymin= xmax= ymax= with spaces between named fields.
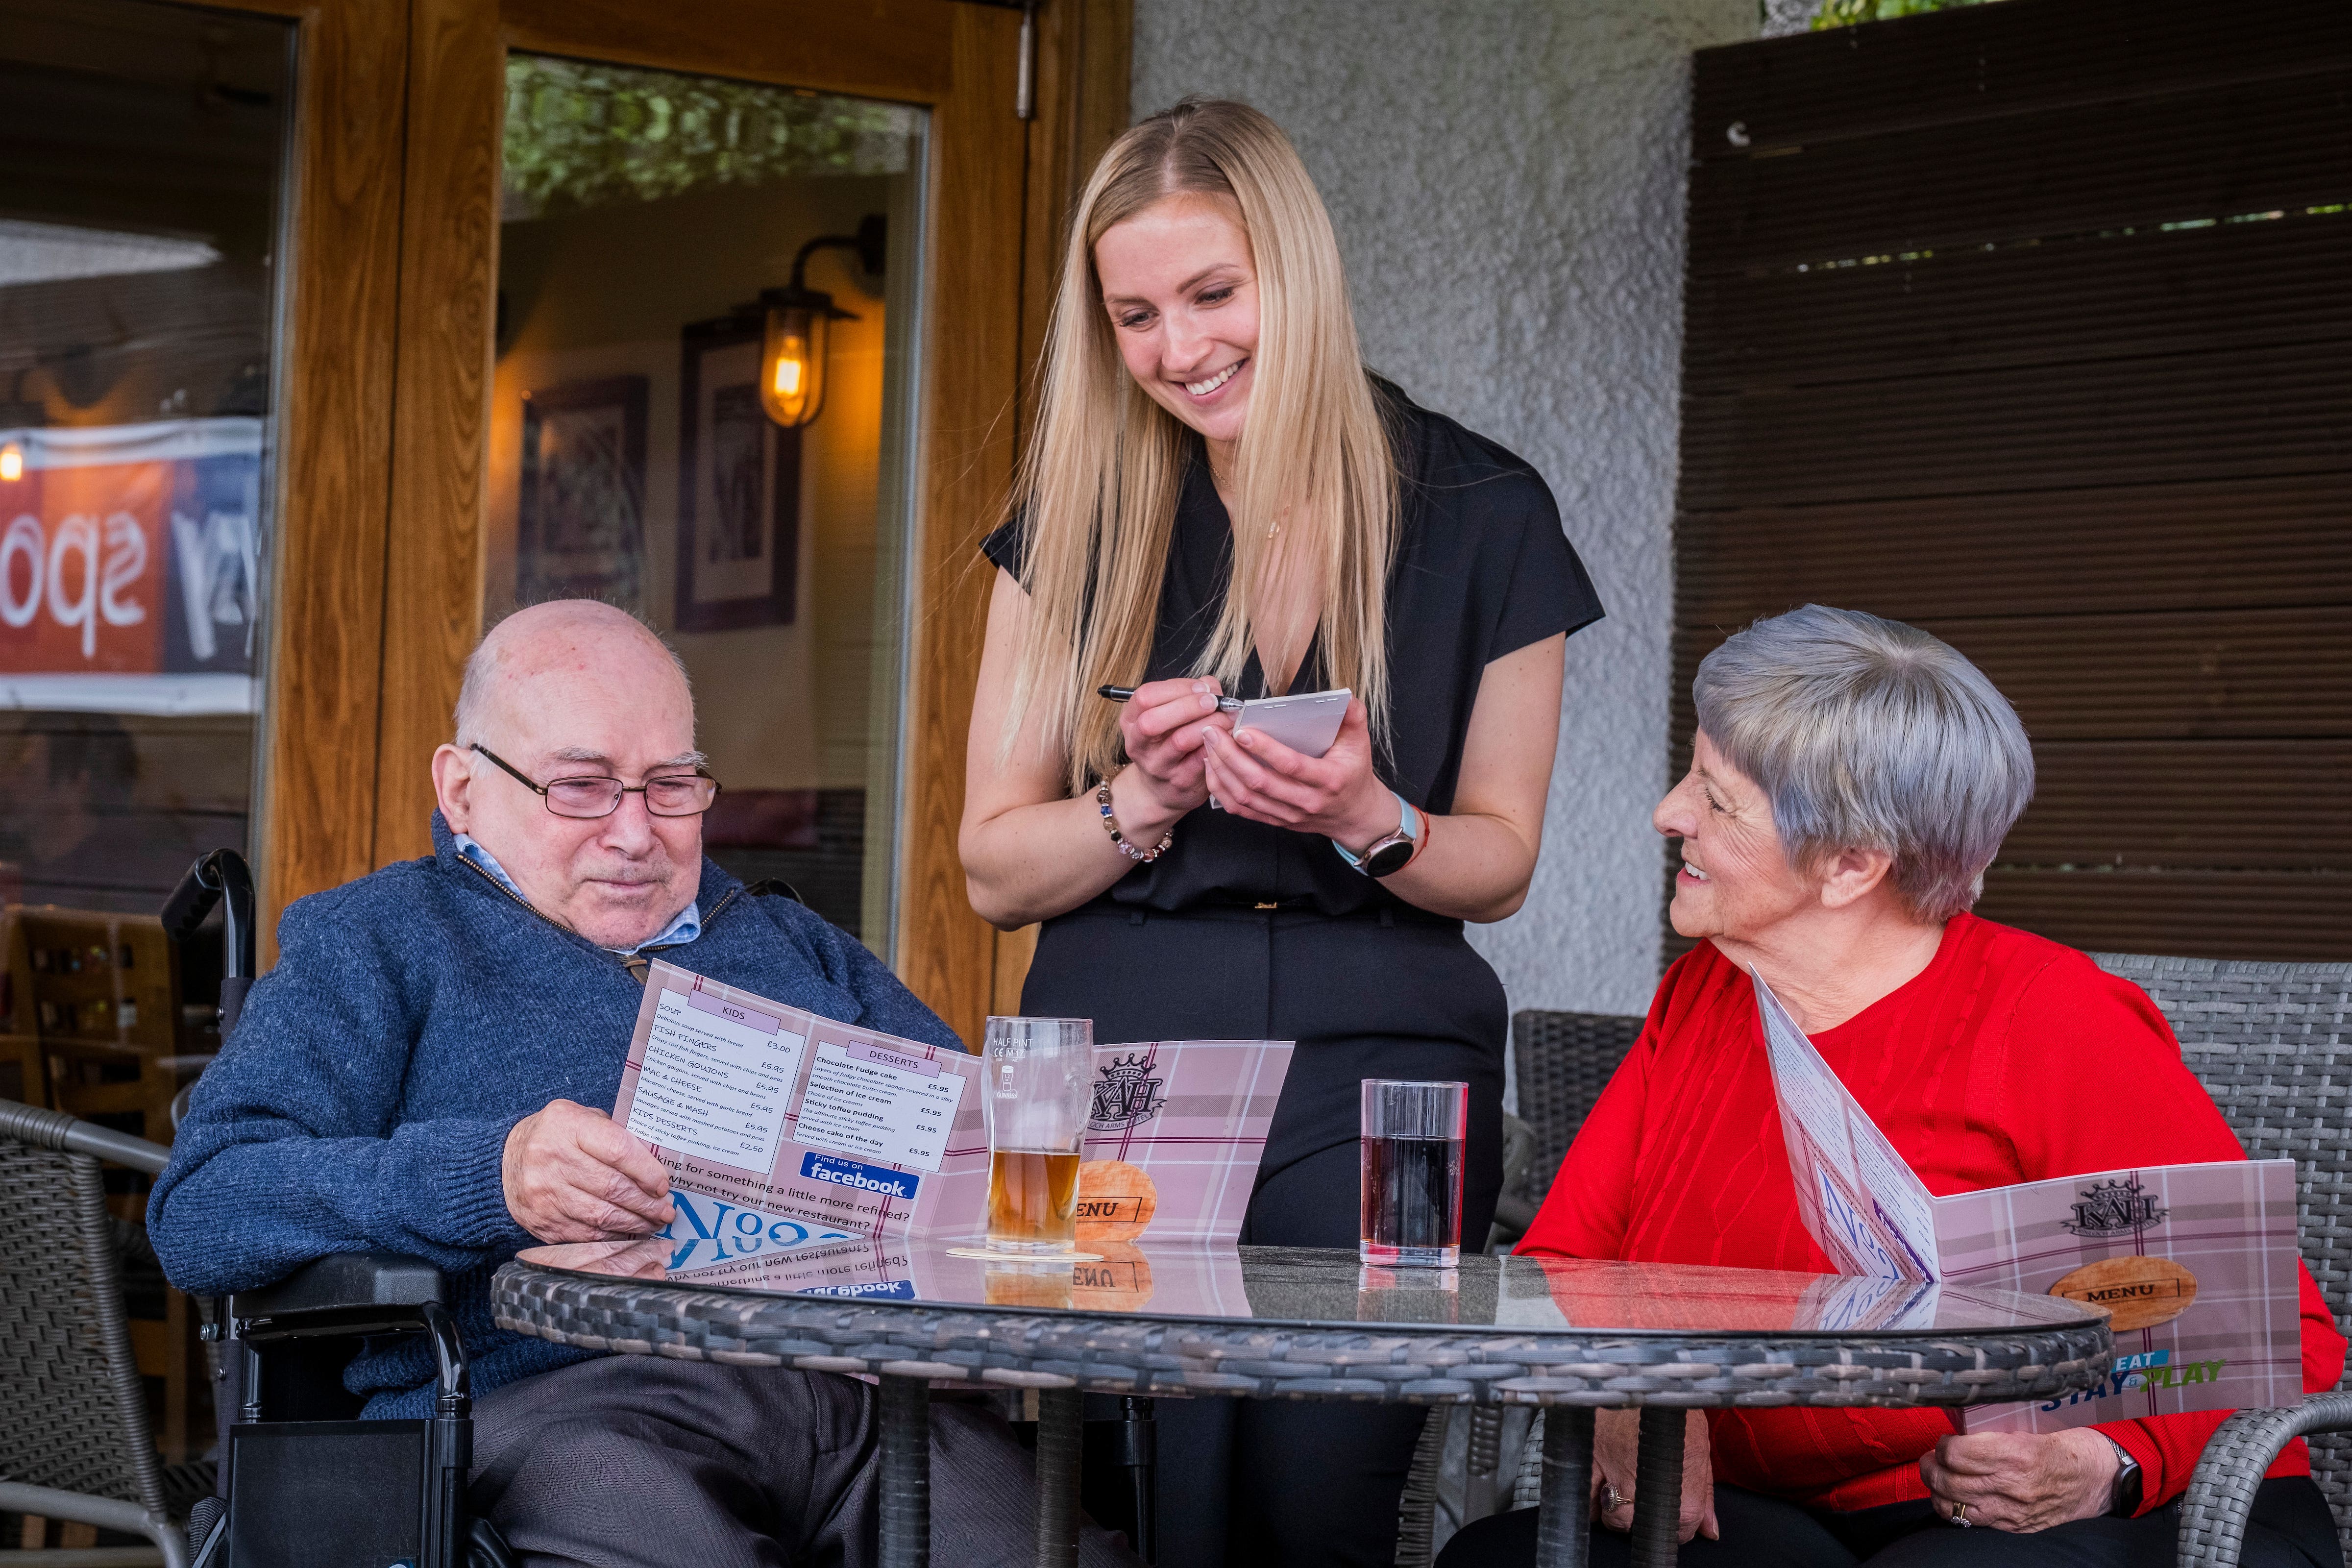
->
xmin=1232 ymin=687 xmax=1350 ymax=759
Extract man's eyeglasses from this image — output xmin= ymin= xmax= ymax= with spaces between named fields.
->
xmin=470 ymin=744 xmax=721 ymax=820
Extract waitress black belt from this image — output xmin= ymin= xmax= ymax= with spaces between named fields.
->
xmin=1019 ymin=900 xmax=1508 ymax=1197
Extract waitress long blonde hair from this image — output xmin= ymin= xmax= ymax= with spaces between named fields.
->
xmin=1004 ymin=98 xmax=1399 ymax=793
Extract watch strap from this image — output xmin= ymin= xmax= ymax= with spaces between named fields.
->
xmin=2098 ymin=1433 xmax=2144 ymax=1516
xmin=1334 ymin=792 xmax=1420 ymax=877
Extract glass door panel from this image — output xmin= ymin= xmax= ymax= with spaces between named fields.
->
xmin=488 ymin=55 xmax=926 ymax=952
xmin=0 ymin=0 xmax=294 ymax=919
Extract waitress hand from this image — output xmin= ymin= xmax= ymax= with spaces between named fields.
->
xmin=1199 ymin=699 xmax=1396 ymax=849
xmin=1115 ymin=678 xmax=1234 ymax=825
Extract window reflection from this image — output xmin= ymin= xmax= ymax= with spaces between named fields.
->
xmin=0 ymin=0 xmax=293 ymax=915
xmin=490 ymin=57 xmax=926 ymax=947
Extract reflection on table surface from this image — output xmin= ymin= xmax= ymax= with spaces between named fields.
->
xmin=513 ymin=1238 xmax=2107 ymax=1338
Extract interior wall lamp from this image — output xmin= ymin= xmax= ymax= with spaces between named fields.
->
xmin=759 ymin=213 xmax=886 ymax=429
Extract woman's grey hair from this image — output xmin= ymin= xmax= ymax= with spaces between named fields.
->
xmin=1693 ymin=604 xmax=2034 ymax=924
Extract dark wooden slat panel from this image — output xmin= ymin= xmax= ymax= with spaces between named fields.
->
xmin=1675 ymin=476 xmax=2352 ymax=627
xmin=1685 ymin=213 xmax=2352 ymax=392
xmin=1691 ymin=0 xmax=2352 ymax=159
xmin=1670 ymin=608 xmax=2352 ymax=745
xmin=1677 ymin=341 xmax=2352 ymax=510
xmin=1976 ymin=869 xmax=2349 ymax=962
xmin=1932 ymin=610 xmax=2352 ymax=741
xmin=2004 ymin=741 xmax=2352 ymax=871
xmin=1686 ymin=71 xmax=2352 ymax=277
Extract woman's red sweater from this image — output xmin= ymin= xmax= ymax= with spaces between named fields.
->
xmin=1517 ymin=914 xmax=2347 ymax=1515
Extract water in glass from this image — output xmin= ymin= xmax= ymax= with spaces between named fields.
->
xmin=1359 ymin=1079 xmax=1468 ymax=1268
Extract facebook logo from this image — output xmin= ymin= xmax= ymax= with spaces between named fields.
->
xmin=801 ymin=1152 xmax=921 ymax=1201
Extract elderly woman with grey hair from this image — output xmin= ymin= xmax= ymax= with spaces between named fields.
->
xmin=1441 ymin=605 xmax=2344 ymax=1568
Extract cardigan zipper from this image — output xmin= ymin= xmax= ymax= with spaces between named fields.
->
xmin=455 ymin=857 xmax=746 ymax=983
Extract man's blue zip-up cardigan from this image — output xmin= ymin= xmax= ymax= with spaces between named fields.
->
xmin=148 ymin=814 xmax=963 ymax=1417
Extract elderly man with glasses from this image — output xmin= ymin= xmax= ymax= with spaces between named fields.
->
xmin=150 ymin=599 xmax=1138 ymax=1568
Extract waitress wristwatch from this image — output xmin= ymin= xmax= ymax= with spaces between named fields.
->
xmin=1333 ymin=790 xmax=1423 ymax=878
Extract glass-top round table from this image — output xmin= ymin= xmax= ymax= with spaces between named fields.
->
xmin=494 ymin=1239 xmax=2112 ymax=1568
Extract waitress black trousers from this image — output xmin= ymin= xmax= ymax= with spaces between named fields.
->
xmin=1022 ymin=904 xmax=1509 ymax=1568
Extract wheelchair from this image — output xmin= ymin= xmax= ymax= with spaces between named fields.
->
xmin=193 ymin=1252 xmax=513 ymax=1568
xmin=154 ymin=852 xmax=512 ymax=1568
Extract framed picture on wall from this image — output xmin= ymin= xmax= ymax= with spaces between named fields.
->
xmin=517 ymin=375 xmax=649 ymax=614
xmin=678 ymin=312 xmax=801 ymax=632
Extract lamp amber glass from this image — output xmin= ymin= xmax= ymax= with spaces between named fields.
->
xmin=759 ymin=301 xmax=827 ymax=426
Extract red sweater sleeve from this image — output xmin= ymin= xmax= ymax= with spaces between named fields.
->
xmin=1515 ymin=970 xmax=1674 ymax=1262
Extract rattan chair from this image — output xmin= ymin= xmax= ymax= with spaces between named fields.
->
xmin=1507 ymin=1010 xmax=1643 ymax=1210
xmin=2091 ymin=954 xmax=2352 ymax=1567
xmin=0 ymin=1098 xmax=191 ymax=1568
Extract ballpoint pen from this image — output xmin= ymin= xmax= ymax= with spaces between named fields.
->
xmin=1098 ymin=684 xmax=1244 ymax=714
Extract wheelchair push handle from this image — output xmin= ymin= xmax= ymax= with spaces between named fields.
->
xmin=162 ymin=849 xmax=257 ymax=1038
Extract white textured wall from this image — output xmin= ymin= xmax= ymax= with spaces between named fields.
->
xmin=1134 ymin=0 xmax=1755 ymax=1018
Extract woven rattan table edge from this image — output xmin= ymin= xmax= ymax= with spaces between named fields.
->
xmin=492 ymin=1261 xmax=2113 ymax=1410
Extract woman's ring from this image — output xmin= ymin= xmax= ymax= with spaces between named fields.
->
xmin=1602 ymin=1484 xmax=1631 ymax=1513
xmin=1948 ymin=1502 xmax=1971 ymax=1529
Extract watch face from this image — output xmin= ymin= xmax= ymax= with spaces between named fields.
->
xmin=1365 ymin=838 xmax=1415 ymax=877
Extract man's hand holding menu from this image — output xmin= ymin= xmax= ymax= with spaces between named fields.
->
xmin=503 ymin=1098 xmax=675 ymax=1243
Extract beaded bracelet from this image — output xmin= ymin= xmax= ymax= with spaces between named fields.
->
xmin=1096 ymin=773 xmax=1174 ymax=862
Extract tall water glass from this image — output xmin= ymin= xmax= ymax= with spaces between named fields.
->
xmin=1359 ymin=1079 xmax=1468 ymax=1268
xmin=982 ymin=1016 xmax=1095 ymax=1255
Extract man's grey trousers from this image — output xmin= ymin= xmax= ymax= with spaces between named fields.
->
xmin=468 ymin=1356 xmax=1143 ymax=1568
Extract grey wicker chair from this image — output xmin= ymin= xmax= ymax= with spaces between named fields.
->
xmin=0 ymin=1098 xmax=191 ymax=1568
xmin=2088 ymin=954 xmax=2352 ymax=1567
xmin=1508 ymin=1010 xmax=1644 ymax=1210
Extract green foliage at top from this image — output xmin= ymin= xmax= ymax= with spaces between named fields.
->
xmin=1814 ymin=0 xmax=2010 ymax=26
xmin=502 ymin=55 xmax=919 ymax=220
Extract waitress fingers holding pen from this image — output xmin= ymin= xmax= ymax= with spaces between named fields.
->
xmin=958 ymin=99 xmax=1602 ymax=1568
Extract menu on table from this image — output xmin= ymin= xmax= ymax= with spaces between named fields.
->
xmin=613 ymin=961 xmax=1295 ymax=1269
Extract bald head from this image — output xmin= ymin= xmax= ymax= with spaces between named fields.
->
xmin=455 ymin=600 xmax=693 ymax=750
xmin=432 ymin=600 xmax=707 ymax=949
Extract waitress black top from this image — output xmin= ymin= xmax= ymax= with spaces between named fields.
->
xmin=980 ymin=383 xmax=1601 ymax=1229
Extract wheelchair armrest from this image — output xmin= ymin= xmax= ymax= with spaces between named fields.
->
xmin=230 ymin=1252 xmax=447 ymax=1339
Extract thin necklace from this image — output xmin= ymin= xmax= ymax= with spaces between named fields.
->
xmin=1208 ymin=453 xmax=1279 ymax=537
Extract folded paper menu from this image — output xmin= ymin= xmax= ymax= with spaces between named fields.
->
xmin=612 ymin=960 xmax=1293 ymax=1269
xmin=1753 ymin=968 xmax=2302 ymax=1432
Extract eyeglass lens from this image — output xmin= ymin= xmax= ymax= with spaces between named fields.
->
xmin=544 ymin=776 xmax=718 ymax=819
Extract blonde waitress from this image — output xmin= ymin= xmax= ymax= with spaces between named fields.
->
xmin=960 ymin=98 xmax=1603 ymax=1568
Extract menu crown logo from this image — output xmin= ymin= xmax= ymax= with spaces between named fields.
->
xmin=1088 ymin=1051 xmax=1166 ymax=1131
xmin=2062 ymin=1175 xmax=2168 ymax=1238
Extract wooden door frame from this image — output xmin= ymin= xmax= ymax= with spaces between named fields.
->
xmin=352 ymin=0 xmax=1129 ymax=1041
xmin=159 ymin=0 xmax=411 ymax=962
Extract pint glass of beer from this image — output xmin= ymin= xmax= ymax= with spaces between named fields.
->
xmin=982 ymin=1016 xmax=1096 ymax=1255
